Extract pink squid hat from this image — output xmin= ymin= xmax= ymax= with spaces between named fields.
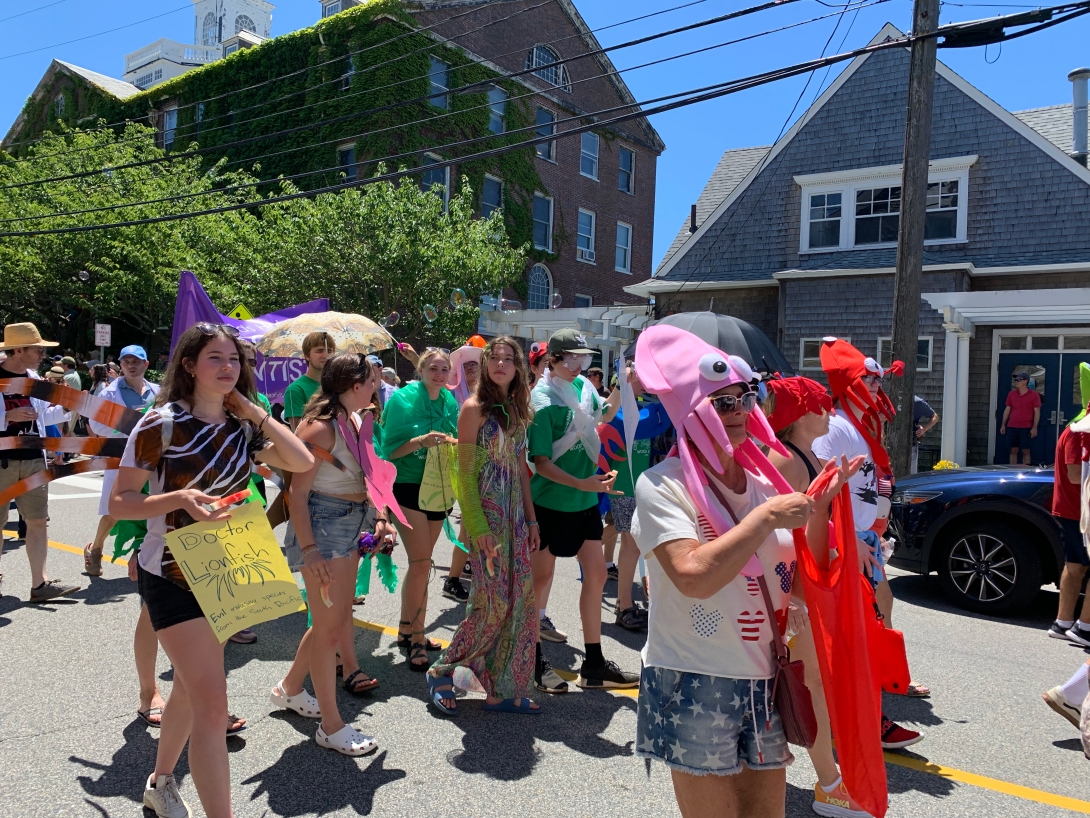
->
xmin=635 ymin=325 xmax=794 ymax=543
xmin=447 ymin=345 xmax=483 ymax=405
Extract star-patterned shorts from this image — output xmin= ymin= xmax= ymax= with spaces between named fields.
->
xmin=635 ymin=665 xmax=794 ymax=777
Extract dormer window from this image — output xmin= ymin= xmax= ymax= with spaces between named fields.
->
xmin=525 ymin=44 xmax=571 ymax=92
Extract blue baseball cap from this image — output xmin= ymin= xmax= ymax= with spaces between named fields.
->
xmin=119 ymin=345 xmax=148 ymax=361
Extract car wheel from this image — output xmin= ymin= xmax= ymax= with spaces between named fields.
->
xmin=935 ymin=520 xmax=1042 ymax=615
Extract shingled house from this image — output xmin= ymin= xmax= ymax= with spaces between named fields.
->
xmin=630 ymin=25 xmax=1090 ymax=468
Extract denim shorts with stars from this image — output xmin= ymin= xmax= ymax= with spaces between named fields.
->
xmin=635 ymin=665 xmax=794 ymax=777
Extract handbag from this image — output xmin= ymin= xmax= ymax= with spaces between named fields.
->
xmin=860 ymin=575 xmax=911 ymax=695
xmin=703 ymin=476 xmax=819 ymax=748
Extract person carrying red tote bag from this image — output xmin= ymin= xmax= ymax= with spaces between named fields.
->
xmin=795 ymin=479 xmax=889 ymax=818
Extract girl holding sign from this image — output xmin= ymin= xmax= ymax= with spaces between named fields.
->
xmin=275 ymin=353 xmax=397 ymax=755
xmin=377 ymin=348 xmax=459 ymax=671
xmin=110 ymin=324 xmax=313 ymax=818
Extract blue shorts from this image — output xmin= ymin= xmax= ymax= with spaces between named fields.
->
xmin=287 ymin=492 xmax=370 ymax=570
xmin=1006 ymin=427 xmax=1032 ymax=450
xmin=635 ymin=665 xmax=793 ymax=776
xmin=1060 ymin=517 xmax=1089 ymax=566
xmin=859 ymin=530 xmax=886 ymax=590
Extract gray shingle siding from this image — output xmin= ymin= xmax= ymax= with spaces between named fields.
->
xmin=660 ymin=47 xmax=1090 ymax=286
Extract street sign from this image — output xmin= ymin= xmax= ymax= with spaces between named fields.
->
xmin=229 ymin=303 xmax=253 ymax=320
xmin=94 ymin=323 xmax=111 ymax=347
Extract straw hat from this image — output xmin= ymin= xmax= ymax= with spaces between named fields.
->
xmin=0 ymin=322 xmax=59 ymax=350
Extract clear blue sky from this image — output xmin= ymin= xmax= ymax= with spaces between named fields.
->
xmin=2 ymin=0 xmax=1087 ymax=272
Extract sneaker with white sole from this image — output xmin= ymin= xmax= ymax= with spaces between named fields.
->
xmin=1066 ymin=623 xmax=1090 ymax=648
xmin=535 ymin=654 xmax=569 ymax=694
xmin=538 ymin=614 xmax=568 ymax=643
xmin=28 ymin=579 xmax=79 ymax=603
xmin=1048 ymin=621 xmax=1075 ymax=640
xmin=812 ymin=779 xmax=873 ymax=817
xmin=576 ymin=658 xmax=639 ymax=690
xmin=143 ymin=773 xmax=191 ymax=818
xmin=880 ymin=715 xmax=922 ymax=749
xmin=1043 ymin=685 xmax=1082 ymax=728
xmin=316 ymin=724 xmax=378 ymax=756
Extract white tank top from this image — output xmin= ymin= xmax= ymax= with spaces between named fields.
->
xmin=311 ymin=420 xmax=366 ymax=496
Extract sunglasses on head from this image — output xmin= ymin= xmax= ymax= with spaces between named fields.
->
xmin=196 ymin=322 xmax=240 ymax=338
xmin=424 ymin=346 xmax=451 ymax=356
xmin=709 ymin=391 xmax=759 ymax=414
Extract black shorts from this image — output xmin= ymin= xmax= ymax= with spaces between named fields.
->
xmin=535 ymin=503 xmax=604 ymax=558
xmin=1060 ymin=517 xmax=1089 ymax=566
xmin=138 ymin=564 xmax=206 ymax=631
xmin=1006 ymin=427 xmax=1032 ymax=450
xmin=392 ymin=482 xmax=450 ymax=522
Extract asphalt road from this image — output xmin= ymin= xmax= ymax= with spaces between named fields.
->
xmin=2 ymin=471 xmax=1090 ymax=817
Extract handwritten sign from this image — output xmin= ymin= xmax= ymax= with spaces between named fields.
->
xmin=165 ymin=500 xmax=305 ymax=643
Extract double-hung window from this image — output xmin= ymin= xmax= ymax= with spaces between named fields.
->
xmin=162 ymin=107 xmax=178 ymax=150
xmin=615 ymin=222 xmax=632 ymax=273
xmin=618 ymin=148 xmax=634 ymax=194
xmin=580 ymin=133 xmax=599 ymax=180
xmin=482 ymin=175 xmax=503 ymax=218
xmin=800 ymin=337 xmax=850 ymax=370
xmin=338 ymin=143 xmax=357 ymax=182
xmin=429 ymin=57 xmax=449 ymax=109
xmin=796 ymin=156 xmax=975 ymax=253
xmin=577 ymin=209 xmax=596 ymax=263
xmin=535 ymin=108 xmax=556 ymax=161
xmin=878 ymin=337 xmax=932 ymax=371
xmin=421 ymin=154 xmax=449 ymax=208
xmin=533 ymin=194 xmax=553 ymax=250
xmin=487 ymin=86 xmax=506 ymax=135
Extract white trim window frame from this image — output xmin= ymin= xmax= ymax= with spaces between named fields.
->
xmin=532 ymin=193 xmax=553 ymax=251
xmin=580 ymin=133 xmax=599 ymax=180
xmin=877 ymin=336 xmax=932 ymax=371
xmin=527 ymin=263 xmax=553 ymax=310
xmin=615 ymin=221 xmax=632 ymax=273
xmin=799 ymin=336 xmax=849 ymax=370
xmin=481 ymin=174 xmax=503 ymax=218
xmin=796 ymin=157 xmax=975 ymax=254
xmin=421 ymin=153 xmax=449 ymax=209
xmin=574 ymin=294 xmax=593 ymax=308
xmin=577 ymin=208 xmax=596 ymax=264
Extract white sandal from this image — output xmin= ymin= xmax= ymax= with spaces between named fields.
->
xmin=270 ymin=679 xmax=321 ymax=718
xmin=316 ymin=724 xmax=378 ymax=757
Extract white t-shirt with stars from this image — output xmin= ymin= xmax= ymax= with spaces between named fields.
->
xmin=632 ymin=458 xmax=796 ymax=680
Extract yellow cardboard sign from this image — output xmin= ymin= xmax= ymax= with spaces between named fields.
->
xmin=165 ymin=500 xmax=305 ymax=643
xmin=419 ymin=442 xmax=455 ymax=512
xmin=228 ymin=303 xmax=253 ymax=320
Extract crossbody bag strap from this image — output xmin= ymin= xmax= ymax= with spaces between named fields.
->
xmin=703 ymin=473 xmax=788 ymax=665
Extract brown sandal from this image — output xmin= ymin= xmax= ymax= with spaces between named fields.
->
xmin=84 ymin=544 xmax=103 ymax=577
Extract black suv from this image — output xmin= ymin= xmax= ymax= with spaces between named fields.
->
xmin=888 ymin=465 xmax=1063 ymax=615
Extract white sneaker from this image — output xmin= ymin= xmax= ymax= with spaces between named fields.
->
xmin=316 ymin=724 xmax=379 ymax=756
xmin=143 ymin=773 xmax=191 ymax=818
xmin=1043 ymin=686 xmax=1082 ymax=728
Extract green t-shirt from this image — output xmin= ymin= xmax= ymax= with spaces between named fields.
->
xmin=283 ymin=374 xmax=319 ymax=419
xmin=376 ymin=381 xmax=459 ymax=485
xmin=253 ymin=392 xmax=272 ymax=416
xmin=528 ymin=376 xmax=601 ymax=512
xmin=613 ymin=438 xmax=650 ymax=497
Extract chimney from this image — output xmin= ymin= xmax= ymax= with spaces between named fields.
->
xmin=689 ymin=204 xmax=697 ymax=234
xmin=1069 ymin=67 xmax=1090 ymax=166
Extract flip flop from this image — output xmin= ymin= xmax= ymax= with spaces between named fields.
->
xmin=227 ymin=714 xmax=248 ymax=735
xmin=906 ymin=683 xmax=931 ymax=698
xmin=136 ymin=707 xmax=163 ymax=728
xmin=482 ymin=698 xmax=542 ymax=715
xmin=343 ymin=669 xmax=379 ymax=695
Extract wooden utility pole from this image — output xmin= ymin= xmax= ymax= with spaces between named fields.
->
xmin=888 ymin=0 xmax=940 ymax=477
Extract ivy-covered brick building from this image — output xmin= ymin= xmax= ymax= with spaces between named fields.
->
xmin=3 ymin=0 xmax=663 ymax=310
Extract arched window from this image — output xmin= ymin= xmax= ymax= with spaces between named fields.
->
xmin=525 ymin=44 xmax=571 ymax=92
xmin=527 ymin=264 xmax=553 ymax=310
xmin=202 ymin=12 xmax=218 ymax=45
xmin=235 ymin=14 xmax=256 ymax=34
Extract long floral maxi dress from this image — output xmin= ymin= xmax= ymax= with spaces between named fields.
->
xmin=429 ymin=416 xmax=536 ymax=699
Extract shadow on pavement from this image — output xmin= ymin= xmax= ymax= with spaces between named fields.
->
xmin=882 ymin=693 xmax=944 ymax=728
xmin=885 ymin=749 xmax=957 ymax=798
xmin=1052 ymin=737 xmax=1084 ymax=753
xmin=888 ymin=573 xmax=1065 ymax=631
xmin=70 ymin=720 xmax=184 ymax=803
xmin=74 ymin=574 xmax=141 ymax=607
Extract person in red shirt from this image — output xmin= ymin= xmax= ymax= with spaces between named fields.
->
xmin=1048 ymin=424 xmax=1090 ymax=644
xmin=1000 ymin=372 xmax=1041 ymax=464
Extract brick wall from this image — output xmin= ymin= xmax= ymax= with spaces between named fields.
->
xmin=410 ymin=0 xmax=661 ymax=307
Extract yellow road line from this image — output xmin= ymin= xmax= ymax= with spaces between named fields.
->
xmin=27 ymin=537 xmax=1090 ymax=811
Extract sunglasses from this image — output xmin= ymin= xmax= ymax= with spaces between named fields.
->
xmin=709 ymin=391 xmax=759 ymax=414
xmin=861 ymin=374 xmax=882 ymax=384
xmin=196 ymin=322 xmax=240 ymax=338
xmin=246 ymin=358 xmax=257 ymax=367
xmin=424 ymin=346 xmax=451 ymax=355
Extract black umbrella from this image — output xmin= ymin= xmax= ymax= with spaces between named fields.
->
xmin=625 ymin=311 xmax=793 ymax=375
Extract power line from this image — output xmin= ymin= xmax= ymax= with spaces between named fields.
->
xmin=13 ymin=0 xmax=699 ymax=165
xmin=2 ymin=2 xmax=877 ymax=224
xmin=4 ymin=2 xmax=1084 ymax=236
xmin=0 ymin=0 xmax=73 ymax=24
xmin=1 ymin=0 xmax=802 ymax=190
xmin=0 ymin=26 xmax=986 ymax=238
xmin=0 ymin=3 xmax=192 ymax=61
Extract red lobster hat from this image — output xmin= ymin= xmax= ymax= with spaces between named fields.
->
xmin=765 ymin=377 xmax=834 ymax=433
xmin=819 ymin=337 xmax=902 ymax=475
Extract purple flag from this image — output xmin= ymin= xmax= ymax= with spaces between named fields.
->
xmin=170 ymin=271 xmax=330 ymax=403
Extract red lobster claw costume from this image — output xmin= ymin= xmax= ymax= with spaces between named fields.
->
xmin=634 ymin=330 xmax=891 ymax=818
